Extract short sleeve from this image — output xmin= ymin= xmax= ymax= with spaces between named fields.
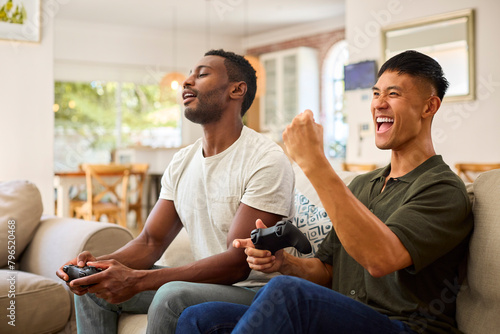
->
xmin=315 ymin=229 xmax=340 ymax=265
xmin=159 ymin=144 xmax=196 ymax=201
xmin=241 ymin=150 xmax=295 ymax=218
xmin=386 ymin=182 xmax=473 ymax=273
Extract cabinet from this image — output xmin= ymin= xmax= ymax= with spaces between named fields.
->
xmin=259 ymin=47 xmax=319 ymax=141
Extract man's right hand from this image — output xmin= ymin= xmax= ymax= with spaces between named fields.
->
xmin=233 ymin=219 xmax=286 ymax=274
xmin=56 ymin=251 xmax=97 ymax=295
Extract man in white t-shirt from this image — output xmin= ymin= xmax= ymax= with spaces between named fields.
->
xmin=57 ymin=49 xmax=295 ymax=333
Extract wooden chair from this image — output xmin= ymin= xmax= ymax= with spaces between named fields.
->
xmin=342 ymin=162 xmax=378 ymax=172
xmin=455 ymin=163 xmax=500 ymax=183
xmin=128 ymin=163 xmax=149 ymax=231
xmin=74 ymin=164 xmax=131 ymax=227
xmin=68 ymin=165 xmax=87 ymax=217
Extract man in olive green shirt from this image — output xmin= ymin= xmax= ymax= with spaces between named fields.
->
xmin=175 ymin=50 xmax=473 ymax=334
xmin=316 ymin=155 xmax=472 ymax=333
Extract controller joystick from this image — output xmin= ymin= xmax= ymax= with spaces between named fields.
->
xmin=250 ymin=220 xmax=312 ymax=254
xmin=63 ymin=264 xmax=102 ymax=287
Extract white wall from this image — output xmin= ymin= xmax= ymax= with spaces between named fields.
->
xmin=54 ymin=19 xmax=243 ymax=146
xmin=0 ymin=6 xmax=55 ymax=215
xmin=344 ymin=0 xmax=500 ymax=169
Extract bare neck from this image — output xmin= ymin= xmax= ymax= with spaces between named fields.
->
xmin=388 ymin=143 xmax=436 ymax=179
xmin=201 ymin=115 xmax=243 ymax=157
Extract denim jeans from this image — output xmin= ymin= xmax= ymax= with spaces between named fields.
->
xmin=176 ymin=275 xmax=417 ymax=334
xmin=75 ymin=281 xmax=258 ymax=334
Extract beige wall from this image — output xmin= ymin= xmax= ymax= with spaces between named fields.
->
xmin=344 ymin=0 xmax=500 ymax=169
xmin=0 ymin=3 xmax=55 ymax=215
xmin=3 ymin=1 xmax=499 ymax=215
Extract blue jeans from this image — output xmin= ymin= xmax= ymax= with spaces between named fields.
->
xmin=176 ymin=276 xmax=417 ymax=334
xmin=75 ymin=281 xmax=258 ymax=334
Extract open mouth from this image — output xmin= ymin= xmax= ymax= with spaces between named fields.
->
xmin=182 ymin=90 xmax=197 ymax=104
xmin=376 ymin=117 xmax=394 ymax=133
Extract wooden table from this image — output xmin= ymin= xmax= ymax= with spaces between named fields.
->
xmin=54 ymin=171 xmax=87 ymax=217
xmin=54 ymin=170 xmax=158 ymax=218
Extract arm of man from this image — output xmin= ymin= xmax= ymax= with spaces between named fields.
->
xmin=56 ymin=198 xmax=183 ymax=296
xmin=234 ymin=219 xmax=333 ymax=288
xmin=70 ymin=200 xmax=283 ymax=304
xmin=283 ymin=110 xmax=412 ymax=278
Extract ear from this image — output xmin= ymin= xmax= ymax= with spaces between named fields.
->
xmin=229 ymin=81 xmax=247 ymax=100
xmin=422 ymin=96 xmax=441 ymax=119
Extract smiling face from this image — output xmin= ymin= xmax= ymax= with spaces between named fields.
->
xmin=182 ymin=55 xmax=231 ymax=124
xmin=371 ymin=71 xmax=436 ymax=152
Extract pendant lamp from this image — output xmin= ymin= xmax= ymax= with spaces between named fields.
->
xmin=160 ymin=7 xmax=185 ymax=102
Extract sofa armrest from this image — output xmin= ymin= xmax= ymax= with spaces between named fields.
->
xmin=19 ymin=216 xmax=134 ymax=282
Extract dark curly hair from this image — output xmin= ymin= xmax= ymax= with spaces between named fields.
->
xmin=378 ymin=50 xmax=449 ymax=101
xmin=204 ymin=49 xmax=257 ymax=116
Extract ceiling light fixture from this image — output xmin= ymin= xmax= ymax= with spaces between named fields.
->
xmin=243 ymin=0 xmax=265 ymax=98
xmin=160 ymin=6 xmax=185 ymax=102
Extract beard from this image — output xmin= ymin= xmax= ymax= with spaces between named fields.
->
xmin=184 ymin=86 xmax=227 ymax=125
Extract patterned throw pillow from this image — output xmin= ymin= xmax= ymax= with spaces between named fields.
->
xmin=286 ymin=189 xmax=332 ymax=258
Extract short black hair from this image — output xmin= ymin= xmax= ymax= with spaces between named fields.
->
xmin=378 ymin=50 xmax=449 ymax=100
xmin=204 ymin=49 xmax=257 ymax=116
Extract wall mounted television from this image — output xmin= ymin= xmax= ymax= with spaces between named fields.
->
xmin=344 ymin=60 xmax=377 ymax=91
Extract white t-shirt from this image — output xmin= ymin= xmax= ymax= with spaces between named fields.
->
xmin=160 ymin=126 xmax=295 ymax=285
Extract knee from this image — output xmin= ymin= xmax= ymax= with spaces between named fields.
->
xmin=264 ymin=275 xmax=305 ymax=296
xmin=147 ymin=282 xmax=199 ymax=333
xmin=149 ymin=281 xmax=195 ymax=314
xmin=257 ymin=276 xmax=309 ymax=306
xmin=266 ymin=275 xmax=301 ymax=288
xmin=75 ymin=293 xmax=118 ymax=312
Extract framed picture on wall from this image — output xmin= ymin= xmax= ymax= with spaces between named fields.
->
xmin=0 ymin=0 xmax=41 ymax=43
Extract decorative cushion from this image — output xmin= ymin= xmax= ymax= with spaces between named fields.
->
xmin=457 ymin=169 xmax=500 ymax=333
xmin=292 ymin=162 xmax=359 ymax=207
xmin=156 ymin=228 xmax=194 ymax=267
xmin=286 ymin=189 xmax=332 ymax=258
xmin=0 ymin=270 xmax=71 ymax=333
xmin=0 ymin=180 xmax=43 ymax=268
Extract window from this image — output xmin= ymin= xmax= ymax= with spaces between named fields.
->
xmin=322 ymin=40 xmax=348 ymax=158
xmin=54 ymin=81 xmax=181 ymax=171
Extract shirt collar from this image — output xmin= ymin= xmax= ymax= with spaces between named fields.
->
xmin=369 ymin=155 xmax=444 ymax=184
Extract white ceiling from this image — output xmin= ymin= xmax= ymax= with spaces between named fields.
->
xmin=55 ymin=0 xmax=345 ymax=37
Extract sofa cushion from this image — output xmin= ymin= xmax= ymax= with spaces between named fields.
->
xmin=21 ymin=217 xmax=134 ymax=282
xmin=292 ymin=163 xmax=358 ymax=207
xmin=118 ymin=313 xmax=148 ymax=334
xmin=0 ymin=180 xmax=43 ymax=268
xmin=457 ymin=169 xmax=500 ymax=333
xmin=286 ymin=190 xmax=333 ymax=258
xmin=0 ymin=270 xmax=71 ymax=333
xmin=156 ymin=228 xmax=194 ymax=267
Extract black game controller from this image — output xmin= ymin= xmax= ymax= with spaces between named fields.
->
xmin=63 ymin=265 xmax=102 ymax=287
xmin=251 ymin=220 xmax=312 ymax=254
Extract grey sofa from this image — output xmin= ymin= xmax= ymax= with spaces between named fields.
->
xmin=0 ymin=180 xmax=134 ymax=334
xmin=0 ymin=168 xmax=499 ymax=333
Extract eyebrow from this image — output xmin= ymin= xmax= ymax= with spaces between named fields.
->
xmin=372 ymin=85 xmax=402 ymax=91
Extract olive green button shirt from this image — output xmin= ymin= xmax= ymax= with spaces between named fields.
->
xmin=315 ymin=155 xmax=473 ymax=334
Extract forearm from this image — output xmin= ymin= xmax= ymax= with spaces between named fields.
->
xmin=301 ymin=157 xmax=410 ymax=277
xmin=95 ymin=237 xmax=163 ymax=270
xmin=96 ymin=209 xmax=183 ymax=270
xmin=135 ymin=250 xmax=251 ymax=291
xmin=279 ymin=252 xmax=332 ymax=288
